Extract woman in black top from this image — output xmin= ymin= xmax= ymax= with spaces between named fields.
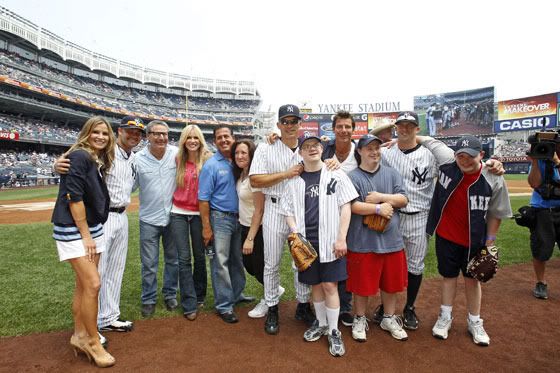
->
xmin=51 ymin=116 xmax=115 ymax=367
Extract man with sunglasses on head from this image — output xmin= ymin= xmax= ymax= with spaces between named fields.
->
xmin=250 ymin=104 xmax=314 ymax=335
xmin=134 ymin=120 xmax=179 ymax=318
xmin=54 ymin=116 xmax=145 ymax=342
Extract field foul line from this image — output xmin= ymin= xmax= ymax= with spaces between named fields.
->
xmin=0 ymin=202 xmax=55 ymax=211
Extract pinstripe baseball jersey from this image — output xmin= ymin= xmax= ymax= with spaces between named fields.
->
xmin=105 ymin=146 xmax=136 ymax=208
xmin=249 ymin=141 xmax=302 ymax=196
xmin=382 ymin=145 xmax=437 ymax=213
xmin=280 ymin=165 xmax=358 ymax=263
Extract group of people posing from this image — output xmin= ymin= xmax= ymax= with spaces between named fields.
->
xmin=51 ymin=105 xmax=512 ymax=366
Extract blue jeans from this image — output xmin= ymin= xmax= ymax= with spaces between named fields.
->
xmin=139 ymin=220 xmax=178 ymax=305
xmin=209 ymin=210 xmax=245 ymax=314
xmin=169 ymin=213 xmax=206 ymax=313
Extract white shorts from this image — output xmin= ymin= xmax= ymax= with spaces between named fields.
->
xmin=56 ymin=235 xmax=106 ymax=262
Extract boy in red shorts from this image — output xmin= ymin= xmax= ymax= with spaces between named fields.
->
xmin=346 ymin=134 xmax=409 ymax=341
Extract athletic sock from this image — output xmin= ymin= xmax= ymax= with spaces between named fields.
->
xmin=468 ymin=313 xmax=480 ymax=323
xmin=313 ymin=301 xmax=327 ymax=327
xmin=440 ymin=305 xmax=453 ymax=319
xmin=325 ymin=306 xmax=340 ymax=333
xmin=406 ymin=272 xmax=423 ymax=308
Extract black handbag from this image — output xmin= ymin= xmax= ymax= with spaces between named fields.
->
xmin=514 ymin=206 xmax=537 ymax=228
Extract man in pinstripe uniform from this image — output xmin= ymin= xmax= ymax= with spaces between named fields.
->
xmin=97 ymin=117 xmax=144 ymax=332
xmin=54 ymin=116 xmax=145 ymax=336
xmin=250 ymin=104 xmax=314 ymax=335
xmin=375 ymin=111 xmax=438 ymax=330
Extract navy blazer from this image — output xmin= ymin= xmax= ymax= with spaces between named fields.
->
xmin=51 ymin=149 xmax=110 ymax=226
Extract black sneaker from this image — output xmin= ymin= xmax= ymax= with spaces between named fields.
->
xmin=295 ymin=302 xmax=316 ymax=327
xmin=372 ymin=304 xmax=384 ymax=324
xmin=265 ymin=305 xmax=279 ymax=335
xmin=534 ymin=282 xmax=548 ymax=300
xmin=339 ymin=312 xmax=354 ymax=327
xmin=402 ymin=305 xmax=419 ymax=330
xmin=219 ymin=310 xmax=238 ymax=324
xmin=99 ymin=318 xmax=134 ymax=332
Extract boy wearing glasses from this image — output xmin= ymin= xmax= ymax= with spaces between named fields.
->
xmin=280 ymin=135 xmax=357 ymax=357
xmin=249 ymin=104 xmax=315 ymax=335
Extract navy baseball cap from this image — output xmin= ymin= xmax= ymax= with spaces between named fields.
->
xmin=119 ymin=116 xmax=145 ymax=132
xmin=395 ymin=111 xmax=419 ymax=126
xmin=357 ymin=134 xmax=382 ymax=149
xmin=298 ymin=135 xmax=321 ymax=148
xmin=454 ymin=135 xmax=482 ymax=157
xmin=278 ymin=104 xmax=301 ymax=120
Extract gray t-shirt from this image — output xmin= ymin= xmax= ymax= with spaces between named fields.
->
xmin=347 ymin=165 xmax=407 ymax=254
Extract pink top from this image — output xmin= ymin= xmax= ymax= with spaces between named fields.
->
xmin=172 ymin=161 xmax=199 ymax=212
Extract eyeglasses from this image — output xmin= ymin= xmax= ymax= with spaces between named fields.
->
xmin=149 ymin=131 xmax=168 ymax=137
xmin=301 ymin=143 xmax=321 ymax=151
xmin=280 ymin=119 xmax=300 ymax=126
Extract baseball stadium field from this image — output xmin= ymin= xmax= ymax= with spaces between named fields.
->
xmin=0 ymin=177 xmax=559 ymax=372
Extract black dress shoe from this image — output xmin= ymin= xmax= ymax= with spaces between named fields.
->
xmin=165 ymin=298 xmax=178 ymax=311
xmin=141 ymin=303 xmax=155 ymax=317
xmin=265 ymin=305 xmax=279 ymax=335
xmin=219 ymin=311 xmax=239 ymax=324
xmin=295 ymin=302 xmax=316 ymax=327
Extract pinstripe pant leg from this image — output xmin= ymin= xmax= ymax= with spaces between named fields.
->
xmin=98 ymin=213 xmax=129 ymax=327
xmin=262 ymin=199 xmax=288 ymax=307
xmin=400 ymin=211 xmax=429 ymax=275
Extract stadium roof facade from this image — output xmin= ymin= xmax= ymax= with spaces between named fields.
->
xmin=0 ymin=6 xmax=258 ymax=96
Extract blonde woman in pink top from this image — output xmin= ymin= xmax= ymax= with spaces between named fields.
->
xmin=169 ymin=124 xmax=211 ymax=320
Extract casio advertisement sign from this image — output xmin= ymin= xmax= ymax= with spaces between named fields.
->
xmin=494 ymin=115 xmax=557 ymax=132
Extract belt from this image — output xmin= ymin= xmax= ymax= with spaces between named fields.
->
xmin=399 ymin=210 xmax=420 ymax=215
xmin=211 ymin=209 xmax=238 ymax=217
xmin=270 ymin=196 xmax=280 ymax=203
xmin=109 ymin=206 xmax=126 ymax=214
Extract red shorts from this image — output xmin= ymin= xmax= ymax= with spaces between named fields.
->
xmin=346 ymin=250 xmax=408 ymax=296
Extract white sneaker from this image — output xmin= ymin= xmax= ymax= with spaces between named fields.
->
xmin=248 ymin=299 xmax=268 ymax=318
xmin=380 ymin=315 xmax=408 ymax=341
xmin=352 ymin=315 xmax=369 ymax=342
xmin=432 ymin=313 xmax=453 ymax=340
xmin=468 ymin=318 xmax=490 ymax=346
xmin=278 ymin=285 xmax=285 ymax=298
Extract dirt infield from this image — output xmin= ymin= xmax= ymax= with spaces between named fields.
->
xmin=0 ymin=180 xmax=533 ymax=225
xmin=1 ymin=259 xmax=559 ymax=372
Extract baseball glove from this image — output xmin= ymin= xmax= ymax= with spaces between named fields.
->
xmin=363 ymin=214 xmax=390 ymax=233
xmin=287 ymin=233 xmax=318 ymax=272
xmin=467 ymin=245 xmax=499 ymax=283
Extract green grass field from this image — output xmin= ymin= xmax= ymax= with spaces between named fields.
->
xmin=1 ymin=195 xmax=555 ymax=337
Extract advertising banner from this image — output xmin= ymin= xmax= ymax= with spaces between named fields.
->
xmin=494 ymin=92 xmax=558 ymax=132
xmin=414 ymin=87 xmax=495 ymax=136
xmin=497 ymin=93 xmax=556 ymax=120
xmin=0 ymin=131 xmax=19 ymax=141
xmin=367 ymin=112 xmax=399 ymax=134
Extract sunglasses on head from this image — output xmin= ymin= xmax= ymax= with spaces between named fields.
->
xmin=126 ymin=120 xmax=144 ymax=129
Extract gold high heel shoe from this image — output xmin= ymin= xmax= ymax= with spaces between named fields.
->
xmin=70 ymin=334 xmax=86 ymax=357
xmin=81 ymin=341 xmax=116 ymax=368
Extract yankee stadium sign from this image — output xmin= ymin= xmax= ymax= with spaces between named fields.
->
xmin=315 ymin=102 xmax=401 ymax=114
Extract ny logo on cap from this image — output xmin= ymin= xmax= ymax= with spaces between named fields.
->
xmin=287 ymin=106 xmax=294 ymax=112
xmin=461 ymin=140 xmax=469 ymax=147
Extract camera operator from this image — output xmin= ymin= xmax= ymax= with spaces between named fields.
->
xmin=527 ymin=137 xmax=560 ymax=300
